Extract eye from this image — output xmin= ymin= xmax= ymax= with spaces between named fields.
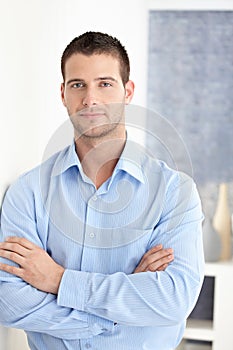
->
xmin=71 ymin=82 xmax=85 ymax=89
xmin=100 ymin=82 xmax=112 ymax=87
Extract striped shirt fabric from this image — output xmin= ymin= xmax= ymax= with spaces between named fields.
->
xmin=0 ymin=139 xmax=204 ymax=350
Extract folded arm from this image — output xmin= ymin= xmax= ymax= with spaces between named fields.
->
xmin=0 ymin=178 xmax=113 ymax=339
xmin=0 ymin=177 xmax=174 ymax=337
xmin=56 ymin=174 xmax=205 ymax=326
xmin=1 ymin=174 xmax=204 ymax=328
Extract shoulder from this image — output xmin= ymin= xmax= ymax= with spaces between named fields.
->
xmin=5 ymin=146 xmax=71 ymax=198
xmin=142 ymin=152 xmax=195 ymax=191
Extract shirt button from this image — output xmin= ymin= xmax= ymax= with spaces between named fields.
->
xmin=92 ymin=195 xmax=98 ymax=201
xmin=89 ymin=232 xmax=95 ymax=238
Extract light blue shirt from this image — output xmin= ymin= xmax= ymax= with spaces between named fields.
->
xmin=0 ymin=139 xmax=204 ymax=350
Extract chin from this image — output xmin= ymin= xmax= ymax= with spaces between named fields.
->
xmin=80 ymin=124 xmax=121 ymax=140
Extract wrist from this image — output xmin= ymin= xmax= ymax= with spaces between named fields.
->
xmin=52 ymin=265 xmax=65 ymax=295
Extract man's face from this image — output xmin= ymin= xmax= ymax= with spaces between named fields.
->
xmin=61 ymin=53 xmax=134 ymax=139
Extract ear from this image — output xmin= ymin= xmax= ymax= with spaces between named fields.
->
xmin=124 ymin=80 xmax=135 ymax=104
xmin=61 ymin=83 xmax=67 ymax=107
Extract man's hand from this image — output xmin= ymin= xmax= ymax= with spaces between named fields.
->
xmin=0 ymin=237 xmax=173 ymax=293
xmin=134 ymin=245 xmax=174 ymax=273
xmin=0 ymin=237 xmax=64 ymax=294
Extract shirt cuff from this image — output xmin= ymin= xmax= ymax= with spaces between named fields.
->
xmin=57 ymin=269 xmax=114 ymax=335
xmin=57 ymin=269 xmax=89 ymax=311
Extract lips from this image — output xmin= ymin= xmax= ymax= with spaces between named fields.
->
xmin=78 ymin=108 xmax=107 ymax=119
xmin=80 ymin=112 xmax=105 ymax=119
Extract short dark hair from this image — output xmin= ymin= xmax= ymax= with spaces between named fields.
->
xmin=61 ymin=31 xmax=130 ymax=85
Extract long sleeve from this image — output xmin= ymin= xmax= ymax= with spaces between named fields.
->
xmin=0 ymin=178 xmax=113 ymax=339
xmin=57 ymin=175 xmax=205 ymax=327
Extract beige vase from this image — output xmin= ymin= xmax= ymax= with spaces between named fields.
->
xmin=212 ymin=183 xmax=232 ymax=261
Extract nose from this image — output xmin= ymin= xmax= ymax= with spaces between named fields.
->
xmin=82 ymin=88 xmax=98 ymax=107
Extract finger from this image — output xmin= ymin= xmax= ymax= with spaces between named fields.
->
xmin=133 ymin=265 xmax=143 ymax=273
xmin=5 ymin=236 xmax=36 ymax=250
xmin=157 ymin=263 xmax=169 ymax=271
xmin=147 ymin=254 xmax=174 ymax=272
xmin=0 ymin=248 xmax=25 ymax=266
xmin=0 ymin=262 xmax=24 ymax=278
xmin=134 ymin=248 xmax=169 ymax=273
xmin=142 ymin=248 xmax=173 ymax=267
xmin=138 ymin=245 xmax=163 ymax=265
xmin=0 ymin=241 xmax=30 ymax=257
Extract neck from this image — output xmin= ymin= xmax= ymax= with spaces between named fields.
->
xmin=74 ymin=130 xmax=126 ymax=189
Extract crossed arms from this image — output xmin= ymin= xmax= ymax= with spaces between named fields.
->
xmin=0 ymin=174 xmax=204 ymax=339
xmin=0 ymin=237 xmax=173 ymax=294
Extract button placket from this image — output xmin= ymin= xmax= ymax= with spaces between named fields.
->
xmin=92 ymin=194 xmax=98 ymax=201
xmin=80 ymin=193 xmax=98 ymax=271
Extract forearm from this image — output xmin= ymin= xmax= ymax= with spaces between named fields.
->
xmin=57 ymin=181 xmax=205 ymax=327
xmin=0 ymin=180 xmax=113 ymax=339
xmin=58 ymin=223 xmax=204 ymax=328
xmin=58 ymin=243 xmax=203 ymax=327
xmin=0 ymin=272 xmax=113 ymax=339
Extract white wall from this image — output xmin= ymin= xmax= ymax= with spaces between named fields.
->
xmin=0 ymin=0 xmax=149 ymax=203
xmin=0 ymin=0 xmax=148 ymax=349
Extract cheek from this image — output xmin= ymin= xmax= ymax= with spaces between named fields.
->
xmin=103 ymin=90 xmax=126 ymax=104
xmin=63 ymin=93 xmax=82 ymax=110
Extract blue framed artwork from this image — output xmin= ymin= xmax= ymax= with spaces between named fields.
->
xmin=147 ymin=10 xmax=233 ymax=186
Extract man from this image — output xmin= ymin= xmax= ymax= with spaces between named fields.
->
xmin=0 ymin=32 xmax=204 ymax=349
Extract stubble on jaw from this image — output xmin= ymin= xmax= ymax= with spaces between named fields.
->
xmin=69 ymin=103 xmax=126 ymax=143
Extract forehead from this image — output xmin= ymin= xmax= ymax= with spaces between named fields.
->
xmin=64 ymin=53 xmax=121 ymax=81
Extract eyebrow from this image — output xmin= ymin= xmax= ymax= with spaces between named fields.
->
xmin=66 ymin=77 xmax=118 ymax=85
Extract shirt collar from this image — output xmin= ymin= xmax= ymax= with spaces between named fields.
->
xmin=51 ymin=142 xmax=80 ymax=177
xmin=51 ymin=138 xmax=146 ymax=184
xmin=116 ymin=138 xmax=145 ymax=184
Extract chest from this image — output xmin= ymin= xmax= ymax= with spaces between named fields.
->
xmin=39 ymin=171 xmax=165 ymax=273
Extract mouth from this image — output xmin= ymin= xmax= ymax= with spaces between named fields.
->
xmin=79 ymin=112 xmax=106 ymax=119
xmin=78 ymin=107 xmax=107 ymax=119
